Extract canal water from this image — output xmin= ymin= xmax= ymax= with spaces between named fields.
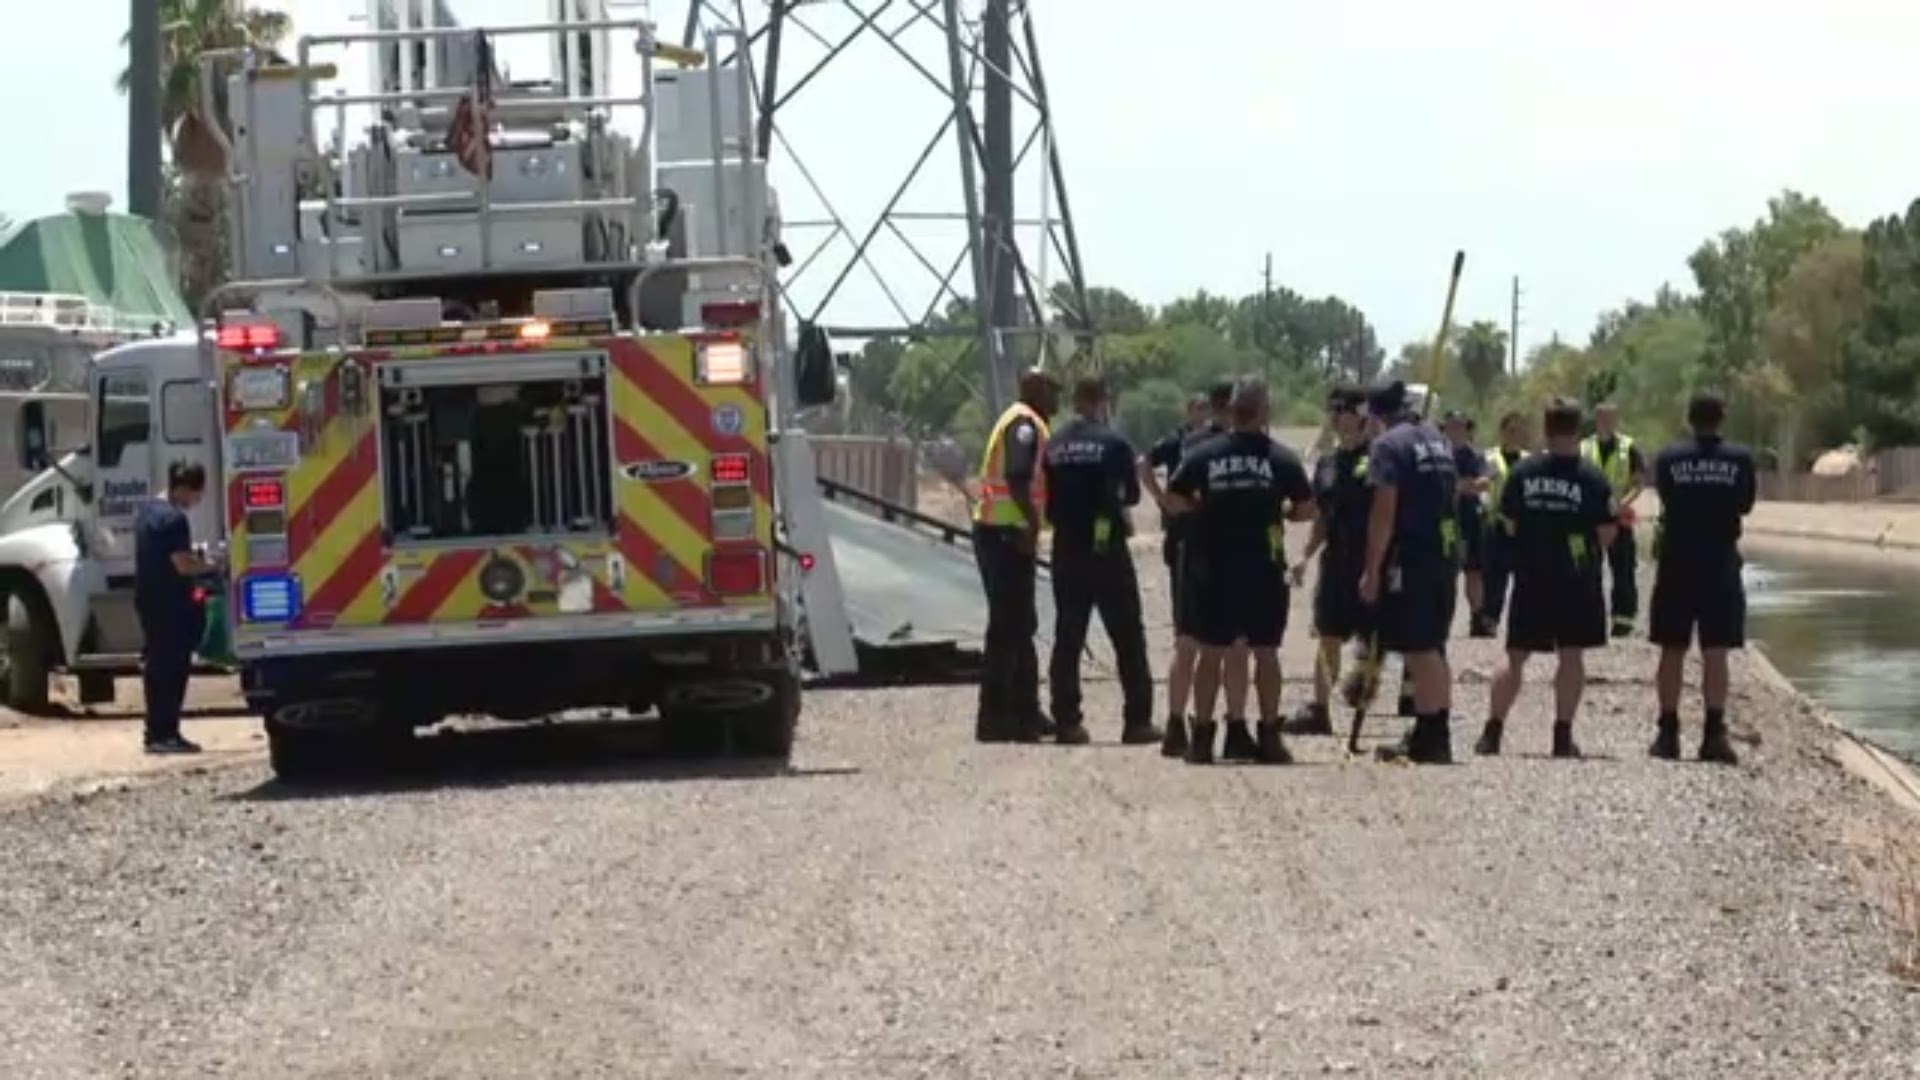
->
xmin=1745 ymin=551 xmax=1920 ymax=761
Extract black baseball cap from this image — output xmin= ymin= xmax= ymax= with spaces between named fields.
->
xmin=1366 ymin=379 xmax=1408 ymax=418
xmin=1442 ymin=408 xmax=1474 ymax=427
xmin=1327 ymin=385 xmax=1366 ymax=411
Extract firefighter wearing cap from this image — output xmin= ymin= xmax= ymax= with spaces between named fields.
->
xmin=973 ymin=369 xmax=1061 ymax=742
xmin=1042 ymin=377 xmax=1159 ymax=746
xmin=1580 ymin=402 xmax=1647 ymax=638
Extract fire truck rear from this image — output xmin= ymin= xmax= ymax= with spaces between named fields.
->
xmin=205 ymin=4 xmax=816 ymax=778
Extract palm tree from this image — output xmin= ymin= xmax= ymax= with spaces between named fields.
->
xmin=1456 ymin=321 xmax=1510 ymax=415
xmin=117 ymin=0 xmax=293 ymax=307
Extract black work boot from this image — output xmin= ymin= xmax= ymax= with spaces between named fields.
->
xmin=1221 ymin=719 xmax=1259 ymax=762
xmin=1473 ymin=718 xmax=1504 ymax=757
xmin=1120 ymin=719 xmax=1165 ymax=746
xmin=1161 ymin=716 xmax=1189 ymax=758
xmin=1551 ymin=721 xmax=1583 ymax=760
xmin=1185 ymin=720 xmax=1217 ymax=765
xmin=1699 ymin=718 xmax=1740 ymax=766
xmin=1649 ymin=715 xmax=1681 ymax=761
xmin=1054 ymin=722 xmax=1092 ymax=746
xmin=1378 ymin=715 xmax=1453 ymax=765
xmin=1255 ymin=719 xmax=1294 ymax=765
xmin=1283 ymin=701 xmax=1334 ymax=736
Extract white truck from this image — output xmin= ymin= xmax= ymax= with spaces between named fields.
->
xmin=0 ymin=0 xmax=882 ymax=778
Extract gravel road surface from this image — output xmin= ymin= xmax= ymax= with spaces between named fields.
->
xmin=2 ymin=561 xmax=1918 ymax=1078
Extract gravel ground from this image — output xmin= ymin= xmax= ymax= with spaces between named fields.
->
xmin=2 ymin=555 xmax=1918 ymax=1078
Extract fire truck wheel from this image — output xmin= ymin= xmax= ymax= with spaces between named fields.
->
xmin=3 ymin=592 xmax=53 ymax=714
xmin=731 ymin=669 xmax=799 ymax=760
xmin=265 ymin=719 xmax=346 ymax=784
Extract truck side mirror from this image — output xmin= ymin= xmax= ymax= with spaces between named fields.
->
xmin=16 ymin=400 xmax=49 ymax=472
xmin=795 ymin=323 xmax=837 ymax=408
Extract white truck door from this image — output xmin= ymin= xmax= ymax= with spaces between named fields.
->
xmin=151 ymin=368 xmax=219 ymax=544
xmin=87 ymin=367 xmax=156 ymax=653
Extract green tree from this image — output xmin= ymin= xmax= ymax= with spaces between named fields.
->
xmin=1455 ymin=321 xmax=1509 ymax=413
xmin=1762 ymin=232 xmax=1865 ymax=460
xmin=116 ymin=0 xmax=294 ymax=307
xmin=1158 ymin=290 xmax=1236 ymax=335
xmin=1048 ymin=283 xmax=1153 ymax=335
xmin=1842 ymin=200 xmax=1920 ymax=449
xmin=1688 ymin=190 xmax=1843 ymax=374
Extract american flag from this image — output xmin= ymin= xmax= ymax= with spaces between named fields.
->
xmin=446 ymin=30 xmax=495 ymax=180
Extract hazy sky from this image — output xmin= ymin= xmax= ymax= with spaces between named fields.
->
xmin=9 ymin=0 xmax=1920 ymax=354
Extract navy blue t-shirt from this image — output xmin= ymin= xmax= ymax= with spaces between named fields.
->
xmin=1453 ymin=443 xmax=1486 ymax=516
xmin=133 ymin=497 xmax=194 ymax=617
xmin=1367 ymin=420 xmax=1460 ymax=555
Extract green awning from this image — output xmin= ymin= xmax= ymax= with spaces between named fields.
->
xmin=0 ymin=210 xmax=191 ymax=333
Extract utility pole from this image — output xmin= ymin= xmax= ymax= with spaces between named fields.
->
xmin=1261 ymin=252 xmax=1275 ymax=379
xmin=1509 ymin=275 xmax=1523 ymax=376
xmin=127 ymin=0 xmax=164 ymax=219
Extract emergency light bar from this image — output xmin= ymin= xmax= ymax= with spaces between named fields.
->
xmin=361 ymin=318 xmax=613 ymax=347
xmin=217 ymin=321 xmax=283 ymax=352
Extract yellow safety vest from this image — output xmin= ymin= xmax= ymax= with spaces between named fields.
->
xmin=974 ymin=403 xmax=1051 ymax=527
xmin=1486 ymin=447 xmax=1523 ymax=505
xmin=1580 ymin=434 xmax=1636 ymax=496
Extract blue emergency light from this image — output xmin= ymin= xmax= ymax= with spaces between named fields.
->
xmin=241 ymin=575 xmax=303 ymax=624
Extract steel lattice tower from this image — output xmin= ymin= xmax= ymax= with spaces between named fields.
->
xmin=666 ymin=0 xmax=1091 ymax=412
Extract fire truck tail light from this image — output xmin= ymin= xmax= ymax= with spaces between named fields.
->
xmin=707 ymin=550 xmax=765 ymax=595
xmin=700 ymin=299 xmax=760 ymax=328
xmin=217 ymin=322 xmax=282 ymax=352
xmin=711 ymin=453 xmax=750 ymax=485
xmin=240 ymin=476 xmax=285 ymax=509
xmin=698 ymin=340 xmax=751 ymax=384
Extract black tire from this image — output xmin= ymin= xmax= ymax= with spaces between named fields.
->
xmin=265 ymin=704 xmax=413 ymax=784
xmin=265 ymin=716 xmax=346 ymax=783
xmin=4 ymin=593 xmax=53 ymax=714
xmin=731 ymin=667 xmax=799 ymax=760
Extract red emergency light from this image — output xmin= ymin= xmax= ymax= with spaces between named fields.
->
xmin=707 ymin=549 xmax=765 ymax=595
xmin=711 ymin=453 xmax=750 ymax=486
xmin=217 ymin=322 xmax=283 ymax=352
xmin=700 ymin=300 xmax=760 ymax=328
xmin=240 ymin=476 xmax=286 ymax=509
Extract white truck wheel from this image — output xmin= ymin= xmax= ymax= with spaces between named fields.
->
xmin=4 ymin=593 xmax=53 ymax=714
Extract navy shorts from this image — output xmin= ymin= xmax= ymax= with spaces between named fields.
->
xmin=1507 ymin=571 xmax=1607 ymax=653
xmin=1376 ymin=548 xmax=1456 ymax=655
xmin=1186 ymin=558 xmax=1288 ymax=649
xmin=1649 ymin=559 xmax=1746 ymax=649
xmin=1458 ymin=503 xmax=1486 ymax=572
xmin=1313 ymin=559 xmax=1367 ymax=640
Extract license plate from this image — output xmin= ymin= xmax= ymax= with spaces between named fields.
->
xmin=227 ymin=431 xmax=300 ymax=470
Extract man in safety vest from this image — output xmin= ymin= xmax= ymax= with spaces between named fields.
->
xmin=1580 ymin=402 xmax=1647 ymax=638
xmin=1475 ymin=411 xmax=1531 ymax=637
xmin=973 ymin=368 xmax=1062 ymax=742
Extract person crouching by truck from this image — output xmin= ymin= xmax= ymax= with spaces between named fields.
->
xmin=1042 ymin=376 xmax=1159 ymax=746
xmin=972 ymin=368 xmax=1062 ymax=743
xmin=134 ymin=462 xmax=220 ymax=755
xmin=1286 ymin=385 xmax=1372 ymax=735
xmin=1164 ymin=376 xmax=1315 ymax=765
xmin=1139 ymin=380 xmax=1234 ymax=757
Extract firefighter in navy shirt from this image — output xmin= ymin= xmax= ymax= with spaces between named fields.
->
xmin=133 ymin=462 xmax=218 ymax=754
xmin=1138 ymin=380 xmax=1233 ymax=757
xmin=1043 ymin=377 xmax=1159 ymax=746
xmin=1286 ymin=384 xmax=1371 ymax=735
xmin=1359 ymin=380 xmax=1460 ymax=764
xmin=1648 ymin=391 xmax=1756 ymax=764
xmin=1474 ymin=399 xmax=1617 ymax=759
xmin=1166 ymin=377 xmax=1315 ymax=765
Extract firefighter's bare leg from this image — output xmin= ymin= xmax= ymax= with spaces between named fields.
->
xmin=1314 ymin=636 xmax=1343 ymax=709
xmin=1186 ymin=645 xmax=1224 ymax=764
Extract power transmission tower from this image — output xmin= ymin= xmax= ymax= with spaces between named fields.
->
xmin=670 ymin=0 xmax=1092 ymax=413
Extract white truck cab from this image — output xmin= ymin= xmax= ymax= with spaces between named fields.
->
xmin=0 ymin=335 xmax=214 ymax=710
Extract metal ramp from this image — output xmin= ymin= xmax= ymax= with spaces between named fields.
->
xmin=804 ymin=478 xmax=1054 ymax=688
